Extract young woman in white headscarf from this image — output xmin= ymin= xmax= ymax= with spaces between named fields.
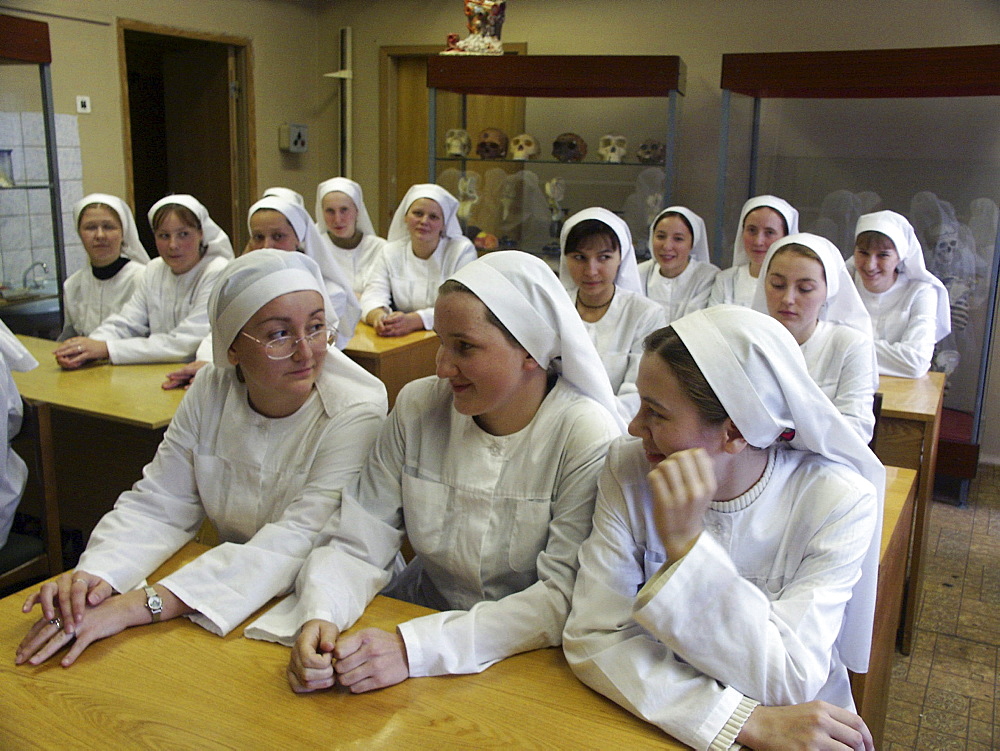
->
xmin=851 ymin=210 xmax=951 ymax=378
xmin=254 ymin=251 xmax=624 ymax=694
xmin=0 ymin=320 xmax=37 ymax=550
xmin=162 ymin=195 xmax=360 ymax=389
xmin=59 ymin=194 xmax=149 ymax=339
xmin=639 ymin=205 xmax=719 ymax=322
xmin=709 ymin=195 xmax=799 ymax=308
xmin=315 ymin=177 xmax=387 ymax=299
xmin=751 ymin=232 xmax=878 ymax=442
xmin=16 ymin=250 xmax=387 ymax=667
xmin=559 ymin=207 xmax=666 ymax=422
xmin=564 ymin=306 xmax=882 ymax=751
xmin=54 ymin=194 xmax=232 ymax=369
xmin=359 ymin=183 xmax=476 ymax=337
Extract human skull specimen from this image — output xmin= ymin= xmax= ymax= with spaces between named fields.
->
xmin=636 ymin=139 xmax=666 ymax=165
xmin=475 ymin=128 xmax=509 ymax=159
xmin=444 ymin=128 xmax=471 ymax=157
xmin=552 ymin=133 xmax=587 ymax=163
xmin=597 ymin=134 xmax=627 ymax=163
xmin=510 ymin=133 xmax=540 ymax=160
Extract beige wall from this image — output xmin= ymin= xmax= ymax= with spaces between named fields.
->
xmin=2 ymin=0 xmax=340 ymax=202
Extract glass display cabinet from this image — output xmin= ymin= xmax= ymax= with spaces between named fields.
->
xmin=0 ymin=14 xmax=66 ymax=337
xmin=426 ymin=55 xmax=685 ymax=260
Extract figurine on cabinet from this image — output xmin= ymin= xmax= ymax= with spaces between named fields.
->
xmin=476 ymin=127 xmax=509 ymax=159
xmin=442 ymin=0 xmax=507 ymax=56
xmin=444 ymin=128 xmax=472 ymax=158
xmin=636 ymin=139 xmax=666 ymax=165
xmin=543 ymin=177 xmax=567 ymax=256
xmin=597 ymin=134 xmax=628 ymax=163
xmin=552 ymin=133 xmax=587 ymax=163
xmin=510 ymin=133 xmax=540 ymax=160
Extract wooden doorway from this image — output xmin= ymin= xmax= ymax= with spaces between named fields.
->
xmin=378 ymin=44 xmax=526 ymax=237
xmin=118 ymin=20 xmax=255 ymax=253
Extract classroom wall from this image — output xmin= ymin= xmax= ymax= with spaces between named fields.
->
xmin=1 ymin=0 xmax=338 ymax=202
xmin=315 ymin=0 xmax=1000 ymax=463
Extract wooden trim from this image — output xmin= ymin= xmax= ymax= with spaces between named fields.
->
xmin=0 ymin=14 xmax=51 ymax=64
xmin=427 ymin=55 xmax=685 ymax=97
xmin=721 ymin=45 xmax=1000 ymax=99
xmin=116 ymin=18 xmax=249 ymax=48
xmin=115 ymin=20 xmax=135 ymax=209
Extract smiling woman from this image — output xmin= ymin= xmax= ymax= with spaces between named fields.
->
xmin=52 ymin=194 xmax=233 ymax=370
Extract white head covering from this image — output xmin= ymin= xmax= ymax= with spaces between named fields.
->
xmin=672 ymin=305 xmax=884 ymax=672
xmin=732 ymin=195 xmax=800 ymax=267
xmin=854 ymin=210 xmax=951 ymax=342
xmin=448 ymin=251 xmax=627 ymax=433
xmin=262 ymin=187 xmax=305 ymax=207
xmin=314 ymin=177 xmax=377 ymax=238
xmin=248 ymin=196 xmax=360 ymax=349
xmin=558 ymin=207 xmax=642 ymax=295
xmin=387 ymin=184 xmax=463 ymax=243
xmin=147 ymin=194 xmax=234 ymax=262
xmin=73 ymin=194 xmax=149 ymax=265
xmin=208 ymin=248 xmax=332 ymax=369
xmin=752 ymin=232 xmax=874 ymax=340
xmin=648 ymin=205 xmax=711 ymax=265
xmin=0 ymin=319 xmax=37 ymax=372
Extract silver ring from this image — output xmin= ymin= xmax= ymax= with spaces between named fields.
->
xmin=73 ymin=578 xmax=86 ymax=585
xmin=77 ymin=345 xmax=82 ymax=353
xmin=49 ymin=616 xmax=62 ymax=630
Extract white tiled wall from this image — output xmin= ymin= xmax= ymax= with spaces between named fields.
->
xmin=0 ymin=112 xmax=85 ymax=290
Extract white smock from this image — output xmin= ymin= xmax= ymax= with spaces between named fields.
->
xmin=314 ymin=178 xmax=387 ymax=298
xmin=558 ymin=208 xmax=663 ymax=420
xmin=851 ymin=210 xmax=951 ymax=377
xmin=0 ymin=321 xmax=36 ymax=548
xmin=359 ymin=184 xmax=476 ymax=330
xmin=77 ymin=250 xmax=387 ymax=636
xmin=90 ymin=195 xmax=233 ymax=364
xmin=641 ymin=206 xmax=719 ymax=322
xmin=564 ymin=306 xmax=883 ymax=751
xmin=709 ymin=195 xmax=800 ymax=308
xmin=247 ymin=252 xmax=623 ymax=672
xmin=61 ymin=194 xmax=149 ymax=338
xmin=752 ymin=233 xmax=878 ymax=442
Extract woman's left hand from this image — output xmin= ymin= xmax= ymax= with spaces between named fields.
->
xmin=16 ymin=589 xmax=148 ymax=667
xmin=375 ymin=312 xmax=424 ymax=337
xmin=53 ymin=337 xmax=109 ymax=370
xmin=333 ymin=627 xmax=410 ymax=692
xmin=647 ymin=447 xmax=718 ymax=562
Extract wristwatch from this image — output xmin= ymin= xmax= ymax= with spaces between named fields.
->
xmin=143 ymin=585 xmax=163 ymax=623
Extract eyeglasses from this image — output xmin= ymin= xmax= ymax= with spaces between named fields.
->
xmin=240 ymin=326 xmax=334 ymax=360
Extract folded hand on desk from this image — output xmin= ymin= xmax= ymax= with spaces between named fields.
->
xmin=737 ymin=701 xmax=874 ymax=751
xmin=53 ymin=337 xmax=110 ymax=369
xmin=287 ymin=621 xmax=411 ymax=694
xmin=21 ymin=569 xmax=113 ymax=633
xmin=373 ymin=311 xmax=424 ymax=338
xmin=162 ymin=360 xmax=207 ymax=390
xmin=288 ymin=618 xmax=340 ymax=693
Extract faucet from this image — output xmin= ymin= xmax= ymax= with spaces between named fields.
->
xmin=23 ymin=261 xmax=47 ymax=289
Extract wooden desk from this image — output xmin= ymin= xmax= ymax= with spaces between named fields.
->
xmin=850 ymin=465 xmax=917 ymax=750
xmin=11 ymin=335 xmax=184 ymax=537
xmin=0 ymin=543 xmax=681 ymax=749
xmin=344 ymin=323 xmax=439 ymax=408
xmin=873 ymin=372 xmax=944 ymax=655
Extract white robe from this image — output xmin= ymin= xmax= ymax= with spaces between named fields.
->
xmin=359 ymin=236 xmax=476 ymax=330
xmin=248 ymin=375 xmax=619 ymax=676
xmin=639 ymin=258 xmax=718 ymax=323
xmin=90 ymin=255 xmax=229 ymax=364
xmin=319 ymin=231 xmax=387 ymax=299
xmin=564 ymin=439 xmax=877 ymax=751
xmin=75 ymin=353 xmax=386 ymax=636
xmin=853 ymin=272 xmax=938 ymax=378
xmin=708 ymin=264 xmax=757 ymax=308
xmin=800 ymin=320 xmax=877 ymax=442
xmin=60 ymin=261 xmax=146 ymax=338
xmin=0 ymin=357 xmax=25 ymax=548
xmin=581 ymin=289 xmax=666 ymax=421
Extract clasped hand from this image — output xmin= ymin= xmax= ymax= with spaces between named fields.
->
xmin=288 ymin=620 xmax=410 ymax=694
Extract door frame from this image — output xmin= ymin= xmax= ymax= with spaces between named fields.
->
xmin=116 ymin=18 xmax=256 ymax=245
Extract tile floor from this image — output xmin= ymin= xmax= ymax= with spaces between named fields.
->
xmin=883 ymin=464 xmax=1000 ymax=750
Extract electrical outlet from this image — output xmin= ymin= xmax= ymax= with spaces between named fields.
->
xmin=278 ymin=123 xmax=308 ymax=153
xmin=76 ymin=96 xmax=91 ymax=114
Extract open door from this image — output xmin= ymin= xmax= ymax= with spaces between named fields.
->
xmin=118 ymin=21 xmax=255 ymax=253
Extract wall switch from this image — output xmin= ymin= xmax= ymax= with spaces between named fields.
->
xmin=278 ymin=123 xmax=308 ymax=153
xmin=76 ymin=96 xmax=91 ymax=114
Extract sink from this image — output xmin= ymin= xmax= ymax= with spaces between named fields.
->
xmin=0 ymin=279 xmax=61 ymax=337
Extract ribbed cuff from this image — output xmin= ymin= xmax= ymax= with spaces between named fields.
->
xmin=709 ymin=696 xmax=760 ymax=751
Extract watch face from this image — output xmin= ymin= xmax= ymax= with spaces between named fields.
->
xmin=148 ymin=595 xmax=163 ymax=610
